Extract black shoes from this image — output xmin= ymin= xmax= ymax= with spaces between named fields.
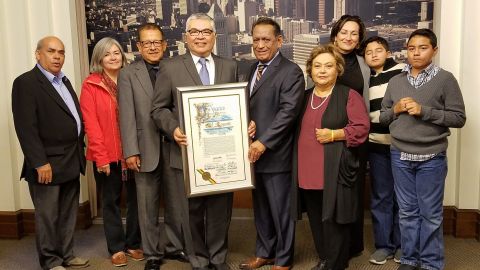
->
xmin=164 ymin=250 xmax=189 ymax=263
xmin=144 ymin=259 xmax=162 ymax=270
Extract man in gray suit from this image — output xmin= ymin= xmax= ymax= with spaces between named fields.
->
xmin=118 ymin=24 xmax=189 ymax=270
xmin=151 ymin=13 xmax=238 ymax=270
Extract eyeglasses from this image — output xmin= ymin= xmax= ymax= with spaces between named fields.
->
xmin=187 ymin=29 xmax=214 ymax=37
xmin=139 ymin=40 xmax=164 ymax=48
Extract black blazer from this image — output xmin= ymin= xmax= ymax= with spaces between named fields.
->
xmin=12 ymin=66 xmax=86 ymax=184
xmin=248 ymin=53 xmax=305 ymax=173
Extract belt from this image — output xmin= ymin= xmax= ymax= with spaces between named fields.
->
xmin=161 ymin=135 xmax=171 ymax=143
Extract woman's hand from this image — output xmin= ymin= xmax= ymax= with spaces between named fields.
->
xmin=315 ymin=128 xmax=335 ymax=144
xmin=97 ymin=164 xmax=111 ymax=176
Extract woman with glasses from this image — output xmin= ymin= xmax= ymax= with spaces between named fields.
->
xmin=80 ymin=37 xmax=143 ymax=267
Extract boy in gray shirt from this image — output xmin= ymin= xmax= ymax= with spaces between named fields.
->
xmin=380 ymin=29 xmax=466 ymax=270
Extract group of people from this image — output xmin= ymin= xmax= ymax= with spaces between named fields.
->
xmin=11 ymin=12 xmax=465 ymax=270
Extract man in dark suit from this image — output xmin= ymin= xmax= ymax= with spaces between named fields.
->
xmin=239 ymin=18 xmax=304 ymax=270
xmin=11 ymin=36 xmax=88 ymax=270
xmin=118 ymin=23 xmax=189 ymax=270
xmin=151 ymin=13 xmax=237 ymax=270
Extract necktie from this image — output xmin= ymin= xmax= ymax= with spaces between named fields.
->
xmin=198 ymin=58 xmax=210 ymax=85
xmin=253 ymin=64 xmax=266 ymax=89
xmin=149 ymin=66 xmax=159 ymax=87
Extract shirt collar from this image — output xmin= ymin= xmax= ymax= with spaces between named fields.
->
xmin=37 ymin=63 xmax=65 ymax=83
xmin=144 ymin=60 xmax=159 ymax=70
xmin=258 ymin=51 xmax=280 ymax=67
xmin=402 ymin=62 xmax=437 ymax=77
xmin=190 ymin=52 xmax=213 ymax=65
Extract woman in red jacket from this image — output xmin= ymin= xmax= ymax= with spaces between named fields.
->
xmin=80 ymin=37 xmax=143 ymax=267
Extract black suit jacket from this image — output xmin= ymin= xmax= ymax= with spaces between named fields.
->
xmin=248 ymin=53 xmax=305 ymax=173
xmin=12 ymin=66 xmax=86 ymax=184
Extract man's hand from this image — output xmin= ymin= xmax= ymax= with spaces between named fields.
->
xmin=248 ymin=120 xmax=256 ymax=138
xmin=315 ymin=128 xmax=334 ymax=144
xmin=248 ymin=140 xmax=266 ymax=163
xmin=97 ymin=164 xmax=111 ymax=176
xmin=36 ymin=163 xmax=52 ymax=184
xmin=404 ymin=97 xmax=422 ymax=116
xmin=126 ymin=155 xmax=141 ymax=172
xmin=394 ymin=97 xmax=421 ymax=115
xmin=174 ymin=127 xmax=187 ymax=146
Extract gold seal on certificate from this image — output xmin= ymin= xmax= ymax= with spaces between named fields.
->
xmin=177 ymin=82 xmax=254 ymax=197
xmin=197 ymin=169 xmax=216 ymax=184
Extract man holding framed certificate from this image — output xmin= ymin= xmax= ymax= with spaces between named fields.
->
xmin=151 ymin=13 xmax=238 ymax=270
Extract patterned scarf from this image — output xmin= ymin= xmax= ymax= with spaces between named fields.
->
xmin=101 ymin=72 xmax=128 ymax=180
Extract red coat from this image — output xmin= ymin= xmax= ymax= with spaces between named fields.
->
xmin=80 ymin=73 xmax=123 ymax=166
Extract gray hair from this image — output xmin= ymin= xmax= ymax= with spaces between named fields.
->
xmin=186 ymin=13 xmax=216 ymax=32
xmin=89 ymin=37 xmax=127 ymax=73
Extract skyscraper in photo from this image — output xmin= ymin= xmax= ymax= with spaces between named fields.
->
xmin=156 ymin=0 xmax=172 ymax=26
xmin=238 ymin=0 xmax=257 ymax=32
xmin=208 ymin=3 xmax=232 ymax=57
xmin=179 ymin=0 xmax=197 ymax=15
xmin=334 ymin=0 xmax=345 ymax=20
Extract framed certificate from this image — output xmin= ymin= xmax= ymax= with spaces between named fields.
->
xmin=177 ymin=82 xmax=254 ymax=197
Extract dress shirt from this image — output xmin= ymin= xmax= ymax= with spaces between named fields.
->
xmin=402 ymin=62 xmax=440 ymax=89
xmin=191 ymin=53 xmax=215 ymax=85
xmin=145 ymin=60 xmax=159 ymax=87
xmin=37 ymin=63 xmax=81 ymax=136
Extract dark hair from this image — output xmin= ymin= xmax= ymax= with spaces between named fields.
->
xmin=137 ymin=23 xmax=164 ymax=41
xmin=306 ymin=44 xmax=345 ymax=79
xmin=407 ymin=28 xmax=437 ymax=48
xmin=330 ymin=14 xmax=366 ymax=45
xmin=360 ymin=36 xmax=390 ymax=56
xmin=251 ymin=17 xmax=282 ymax=36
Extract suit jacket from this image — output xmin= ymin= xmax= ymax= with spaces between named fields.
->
xmin=248 ymin=53 xmax=305 ymax=173
xmin=151 ymin=53 xmax=238 ymax=169
xmin=118 ymin=60 xmax=161 ymax=172
xmin=11 ymin=66 xmax=86 ymax=184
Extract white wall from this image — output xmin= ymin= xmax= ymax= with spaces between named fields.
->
xmin=435 ymin=0 xmax=480 ymax=210
xmin=0 ymin=0 xmax=479 ymax=212
xmin=0 ymin=0 xmax=89 ymax=212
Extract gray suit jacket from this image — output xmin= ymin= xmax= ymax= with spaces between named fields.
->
xmin=118 ymin=60 xmax=160 ymax=172
xmin=151 ymin=53 xmax=238 ymax=169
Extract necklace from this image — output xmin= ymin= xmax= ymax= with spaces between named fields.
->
xmin=310 ymin=86 xmax=334 ymax=110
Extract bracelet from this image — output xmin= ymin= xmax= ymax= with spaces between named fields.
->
xmin=331 ymin=129 xmax=334 ymax=142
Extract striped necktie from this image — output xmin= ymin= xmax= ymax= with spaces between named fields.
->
xmin=253 ymin=64 xmax=267 ymax=89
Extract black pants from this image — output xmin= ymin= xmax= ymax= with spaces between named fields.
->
xmin=349 ymin=143 xmax=367 ymax=257
xmin=94 ymin=162 xmax=141 ymax=254
xmin=29 ymin=178 xmax=80 ymax=270
xmin=303 ymin=189 xmax=351 ymax=270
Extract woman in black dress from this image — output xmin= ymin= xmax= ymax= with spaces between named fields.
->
xmin=330 ymin=14 xmax=371 ymax=258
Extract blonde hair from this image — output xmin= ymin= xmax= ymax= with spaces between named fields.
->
xmin=90 ymin=37 xmax=127 ymax=73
